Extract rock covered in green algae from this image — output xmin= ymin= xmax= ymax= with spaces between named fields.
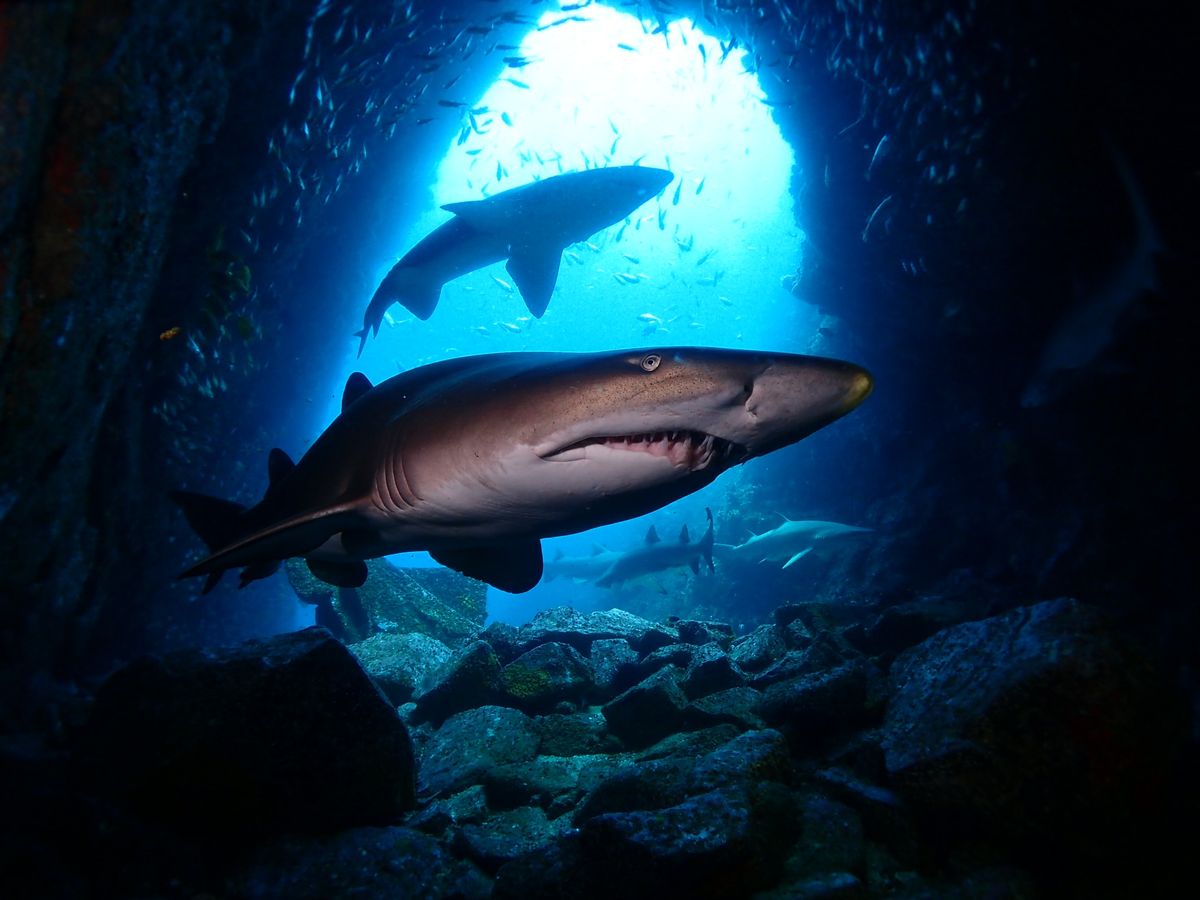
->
xmin=418 ymin=706 xmax=541 ymax=799
xmin=500 ymin=642 xmax=594 ymax=713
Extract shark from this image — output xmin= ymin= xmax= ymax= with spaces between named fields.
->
xmin=594 ymin=508 xmax=715 ymax=589
xmin=356 ymin=166 xmax=674 ymax=356
xmin=714 ymin=516 xmax=872 ymax=569
xmin=172 ymin=347 xmax=873 ymax=594
xmin=543 ymin=544 xmax=623 ymax=583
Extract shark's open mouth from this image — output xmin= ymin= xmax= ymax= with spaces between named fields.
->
xmin=546 ymin=430 xmax=743 ymax=469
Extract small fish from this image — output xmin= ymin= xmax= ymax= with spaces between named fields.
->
xmin=637 ymin=312 xmax=663 ymax=324
xmin=159 ymin=326 xmax=183 ymax=342
xmin=617 ymin=43 xmax=637 ymax=52
xmin=695 ymin=249 xmax=716 ymax=267
xmin=657 ymin=208 xmax=666 ymax=230
xmin=491 ymin=275 xmax=514 ymax=292
xmin=671 ymin=180 xmax=682 ymax=206
xmin=473 ymin=325 xmax=490 ymax=335
xmin=497 ymin=321 xmax=521 ymax=333
xmin=613 ymin=273 xmax=641 ymax=285
xmin=564 ymin=250 xmax=582 ymax=264
xmin=622 ymin=253 xmax=641 ymax=264
xmin=504 ymin=77 xmax=530 ymax=89
xmin=502 ymin=112 xmax=513 ymax=126
xmin=695 ymin=176 xmax=706 ymax=196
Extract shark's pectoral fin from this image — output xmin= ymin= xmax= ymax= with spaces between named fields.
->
xmin=782 ymin=548 xmax=813 ymax=569
xmin=342 ymin=372 xmax=373 ymax=411
xmin=306 ymin=558 xmax=369 ymax=588
xmin=431 ymin=540 xmax=543 ymax=593
xmin=506 ymin=245 xmax=562 ymax=318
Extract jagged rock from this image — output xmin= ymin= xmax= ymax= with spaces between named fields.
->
xmin=750 ymin=640 xmax=846 ymax=689
xmin=519 ymin=607 xmax=679 ymax=655
xmin=287 ymin=558 xmax=486 ymax=645
xmin=412 ymin=640 xmax=502 ymax=725
xmin=760 ymin=662 xmax=870 ymax=741
xmin=602 ymin=666 xmax=689 ymax=749
xmin=676 ymin=619 xmax=735 ymax=649
xmin=684 ymin=687 xmax=765 ymax=731
xmin=350 ymin=632 xmax=453 ymax=705
xmin=589 ymin=638 xmax=639 ymax=700
xmin=582 ymin=784 xmax=795 ymax=895
xmin=760 ymin=871 xmax=864 ymax=899
xmin=624 ymin=643 xmax=695 ymax=689
xmin=500 ymin=642 xmax=593 ymax=713
xmin=418 ymin=706 xmax=540 ymax=798
xmin=729 ymin=624 xmax=787 ymax=673
xmin=781 ymin=618 xmax=815 ymax=650
xmin=75 ymin=627 xmax=415 ymax=840
xmin=409 ymin=784 xmax=491 ymax=835
xmin=842 ymin=593 xmax=1000 ymax=658
xmin=688 ymin=729 xmax=793 ymax=793
xmin=228 ymin=826 xmax=490 ymax=900
xmin=480 ymin=621 xmax=524 ymax=665
xmin=484 ymin=754 xmax=614 ymax=811
xmin=576 ymin=729 xmax=792 ymax=824
xmin=535 ymin=710 xmax=619 ymax=756
xmin=682 ymin=642 xmax=747 ymax=699
xmin=635 ymin=724 xmax=743 ymax=762
xmin=782 ymin=795 xmax=866 ymax=882
xmin=812 ymin=767 xmax=915 ymax=861
xmin=881 ymin=598 xmax=1186 ymax=856
xmin=454 ymin=806 xmax=564 ymax=876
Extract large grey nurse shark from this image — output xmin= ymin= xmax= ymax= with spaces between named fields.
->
xmin=356 ymin=166 xmax=673 ymax=355
xmin=714 ymin=516 xmax=873 ymax=569
xmin=172 ymin=347 xmax=873 ymax=594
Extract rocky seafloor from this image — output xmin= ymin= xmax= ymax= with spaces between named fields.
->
xmin=2 ymin=591 xmax=1192 ymax=899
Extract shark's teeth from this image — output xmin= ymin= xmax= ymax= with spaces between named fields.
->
xmin=551 ymin=430 xmax=741 ymax=468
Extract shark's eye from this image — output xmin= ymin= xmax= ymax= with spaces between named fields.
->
xmin=640 ymin=353 xmax=662 ymax=372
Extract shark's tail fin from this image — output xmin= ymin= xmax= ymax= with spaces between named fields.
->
xmin=700 ymin=507 xmax=715 ymax=573
xmin=169 ymin=490 xmax=248 ymax=593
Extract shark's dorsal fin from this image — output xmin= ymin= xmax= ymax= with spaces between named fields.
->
xmin=778 ymin=512 xmax=794 ymax=522
xmin=431 ymin=540 xmax=543 ymax=593
xmin=645 ymin=525 xmax=661 ymax=545
xmin=590 ymin=543 xmax=608 ymax=556
xmin=267 ymin=448 xmax=295 ymax=486
xmin=679 ymin=524 xmax=690 ymax=544
xmin=342 ymin=372 xmax=373 ymax=412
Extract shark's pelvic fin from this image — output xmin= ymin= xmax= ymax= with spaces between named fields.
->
xmin=506 ymin=244 xmax=562 ymax=318
xmin=782 ymin=547 xmax=813 ymax=569
xmin=431 ymin=540 xmax=543 ymax=593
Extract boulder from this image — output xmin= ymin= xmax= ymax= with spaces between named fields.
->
xmin=589 ymin=638 xmax=639 ymax=700
xmin=418 ymin=706 xmax=540 ymax=798
xmin=684 ymin=687 xmax=765 ymax=731
xmin=484 ymin=754 xmax=614 ymax=811
xmin=881 ymin=598 xmax=1186 ymax=857
xmin=535 ymin=710 xmax=619 ymax=756
xmin=676 ymin=619 xmax=735 ymax=649
xmin=602 ymin=667 xmax=689 ymax=749
xmin=228 ymin=826 xmax=490 ymax=899
xmin=454 ymin=806 xmax=564 ymax=875
xmin=412 ymin=640 xmax=502 ymax=725
xmin=75 ymin=627 xmax=415 ymax=840
xmin=500 ymin=642 xmax=594 ymax=713
xmin=750 ymin=641 xmax=846 ymax=689
xmin=681 ymin=642 xmax=747 ymax=699
xmin=350 ymin=632 xmax=452 ymax=705
xmin=729 ymin=624 xmax=787 ymax=674
xmin=760 ymin=662 xmax=870 ymax=742
xmin=518 ymin=608 xmax=679 ymax=656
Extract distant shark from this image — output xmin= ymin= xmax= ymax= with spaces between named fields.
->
xmin=356 ymin=166 xmax=674 ymax=355
xmin=173 ymin=347 xmax=872 ymax=593
xmin=594 ymin=508 xmax=715 ymax=588
xmin=1021 ymin=144 xmax=1161 ymax=407
xmin=714 ymin=516 xmax=872 ymax=569
xmin=543 ymin=544 xmax=622 ymax=583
